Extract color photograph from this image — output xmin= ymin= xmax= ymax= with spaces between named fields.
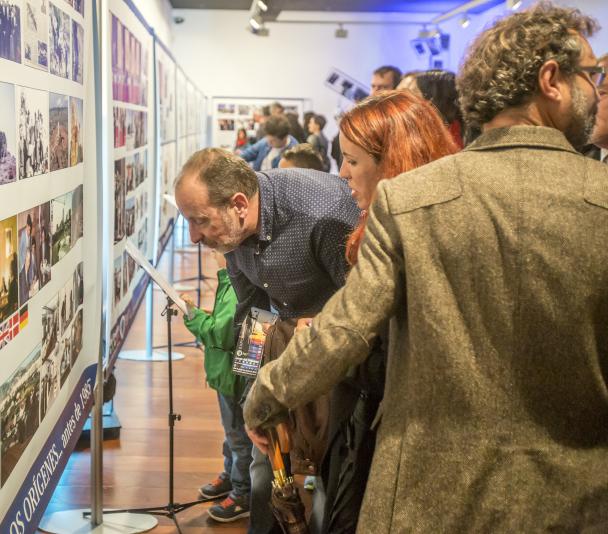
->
xmin=137 ymin=217 xmax=147 ymax=256
xmin=71 ymin=19 xmax=83 ymax=84
xmin=71 ymin=183 xmax=83 ymax=244
xmin=123 ymin=250 xmax=136 ymax=292
xmin=23 ymin=0 xmax=48 ymax=71
xmin=49 ymin=92 xmax=69 ymax=171
xmin=125 ymin=196 xmax=135 ymax=237
xmin=49 ymin=2 xmax=70 ymax=79
xmin=113 ymin=255 xmax=122 ymax=309
xmin=51 ymin=191 xmax=72 ymax=265
xmin=0 ymin=0 xmax=21 ymax=63
xmin=0 ymin=346 xmax=41 ymax=486
xmin=158 ymin=51 xmax=175 ymax=142
xmin=134 ymin=111 xmax=147 ymax=149
xmin=18 ymin=86 xmax=49 ymax=179
xmin=0 ymin=82 xmax=17 ymax=185
xmin=134 ymin=149 xmax=147 ymax=187
xmin=17 ymin=206 xmax=44 ymax=304
xmin=69 ymin=96 xmax=83 ymax=166
xmin=39 ymin=348 xmax=59 ymax=422
xmin=114 ymin=158 xmax=125 ymax=243
xmin=0 ymin=216 xmax=18 ymax=324
xmin=113 ymin=106 xmax=125 ymax=148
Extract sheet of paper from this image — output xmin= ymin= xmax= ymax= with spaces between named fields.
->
xmin=163 ymin=193 xmax=178 ymax=210
xmin=124 ymin=240 xmax=192 ymax=318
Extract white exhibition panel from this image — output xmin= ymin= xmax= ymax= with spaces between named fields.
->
xmin=0 ymin=0 xmax=100 ymax=532
xmin=156 ymin=39 xmax=177 ymax=258
xmin=210 ymin=96 xmax=305 ymax=151
xmin=105 ymin=0 xmax=157 ymax=368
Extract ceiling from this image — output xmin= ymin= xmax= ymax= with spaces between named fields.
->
xmin=170 ymin=0 xmax=504 ymax=15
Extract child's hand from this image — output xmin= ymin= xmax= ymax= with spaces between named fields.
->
xmin=180 ymin=293 xmax=195 ymax=308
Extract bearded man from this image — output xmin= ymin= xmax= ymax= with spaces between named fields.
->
xmin=244 ymin=3 xmax=608 ymax=532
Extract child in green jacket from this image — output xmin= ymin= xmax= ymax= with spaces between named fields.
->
xmin=182 ymin=251 xmax=252 ymax=523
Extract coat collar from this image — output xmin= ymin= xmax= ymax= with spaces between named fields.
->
xmin=464 ymin=126 xmax=579 ymax=155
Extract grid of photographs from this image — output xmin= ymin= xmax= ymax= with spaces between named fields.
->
xmin=111 ymin=13 xmax=148 ymax=106
xmin=0 ymin=259 xmax=83 ymax=486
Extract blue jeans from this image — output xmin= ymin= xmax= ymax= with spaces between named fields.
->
xmin=248 ymin=444 xmax=281 ymax=534
xmin=217 ymin=392 xmax=252 ymax=497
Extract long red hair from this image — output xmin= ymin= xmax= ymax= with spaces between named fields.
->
xmin=341 ymin=90 xmax=458 ymax=265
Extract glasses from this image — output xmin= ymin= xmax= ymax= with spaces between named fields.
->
xmin=577 ymin=65 xmax=606 ymax=87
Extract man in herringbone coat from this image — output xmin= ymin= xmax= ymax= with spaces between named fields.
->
xmin=245 ymin=3 xmax=608 ymax=532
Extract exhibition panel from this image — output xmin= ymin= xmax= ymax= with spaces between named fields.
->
xmin=106 ymin=0 xmax=157 ymax=369
xmin=0 ymin=0 xmax=101 ymax=531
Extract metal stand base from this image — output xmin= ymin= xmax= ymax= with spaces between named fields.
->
xmin=39 ymin=509 xmax=158 ymax=533
xmin=117 ymin=349 xmax=185 ymax=362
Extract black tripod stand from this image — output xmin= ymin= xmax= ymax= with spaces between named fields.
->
xmin=90 ymin=296 xmax=211 ymax=532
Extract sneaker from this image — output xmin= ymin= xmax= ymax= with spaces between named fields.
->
xmin=207 ymin=494 xmax=250 ymax=523
xmin=198 ymin=474 xmax=232 ymax=500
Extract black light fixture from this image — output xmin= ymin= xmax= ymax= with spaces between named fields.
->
xmin=335 ymin=23 xmax=348 ymax=38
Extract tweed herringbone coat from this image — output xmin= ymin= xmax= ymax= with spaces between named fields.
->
xmin=244 ymin=126 xmax=608 ymax=533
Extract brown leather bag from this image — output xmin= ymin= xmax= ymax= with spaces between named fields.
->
xmin=263 ymin=319 xmax=330 ymax=476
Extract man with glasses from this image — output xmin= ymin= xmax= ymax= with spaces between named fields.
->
xmin=244 ymin=4 xmax=608 ymax=532
xmin=585 ymin=54 xmax=608 ymax=162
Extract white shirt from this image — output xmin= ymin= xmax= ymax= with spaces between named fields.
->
xmin=261 ymin=147 xmax=282 ymax=171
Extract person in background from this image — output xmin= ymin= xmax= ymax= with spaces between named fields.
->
xmin=181 ymin=250 xmax=252 ymax=523
xmin=330 ymin=111 xmax=344 ymax=171
xmin=285 ymin=112 xmax=307 ymax=143
xmin=240 ymin=115 xmax=298 ymax=171
xmin=279 ymin=143 xmax=324 ymax=171
xmin=583 ymin=52 xmax=608 ymax=161
xmin=398 ymin=69 xmax=464 ymax=148
xmin=255 ymin=105 xmax=272 ymax=141
xmin=270 ymin=101 xmax=284 ymax=116
xmin=245 ymin=3 xmax=608 ymax=532
xmin=234 ymin=128 xmax=249 ymax=151
xmin=370 ymin=65 xmax=402 ymax=95
xmin=307 ymin=114 xmax=331 ymax=171
xmin=316 ymin=89 xmax=457 ymax=533
xmin=303 ymin=111 xmax=316 ymax=135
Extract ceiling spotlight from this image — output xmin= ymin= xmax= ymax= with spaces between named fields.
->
xmin=335 ymin=24 xmax=348 ymax=38
xmin=257 ymin=0 xmax=268 ymax=12
xmin=507 ymin=0 xmax=522 ymax=10
xmin=459 ymin=14 xmax=470 ymax=28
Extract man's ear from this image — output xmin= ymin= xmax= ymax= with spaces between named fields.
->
xmin=231 ymin=192 xmax=249 ymax=218
xmin=538 ymin=59 xmax=567 ymax=103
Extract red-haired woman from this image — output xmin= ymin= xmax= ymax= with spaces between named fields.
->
xmin=320 ymin=89 xmax=457 ymax=533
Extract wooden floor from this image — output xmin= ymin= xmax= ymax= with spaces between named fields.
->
xmin=41 ymin=229 xmax=250 ymax=532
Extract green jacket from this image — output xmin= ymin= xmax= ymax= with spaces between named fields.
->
xmin=183 ymin=269 xmax=245 ymax=398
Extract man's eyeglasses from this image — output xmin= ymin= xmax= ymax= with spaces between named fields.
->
xmin=577 ymin=65 xmax=606 ymax=87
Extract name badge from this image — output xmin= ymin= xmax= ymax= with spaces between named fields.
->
xmin=232 ymin=307 xmax=278 ymax=378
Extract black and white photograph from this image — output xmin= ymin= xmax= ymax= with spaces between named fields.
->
xmin=218 ymin=118 xmax=235 ymax=131
xmin=125 ymin=154 xmax=134 ymax=194
xmin=125 ymin=196 xmax=135 ymax=237
xmin=50 ymin=190 xmax=72 ymax=265
xmin=69 ymin=307 xmax=82 ymax=365
xmin=0 ymin=346 xmax=41 ymax=485
xmin=0 ymin=82 xmax=17 ymax=186
xmin=57 ymin=336 xmax=71 ymax=386
xmin=71 ymin=183 xmax=83 ymax=243
xmin=0 ymin=0 xmax=21 ymax=63
xmin=41 ymin=295 xmax=58 ymax=360
xmin=238 ymin=104 xmax=250 ymax=116
xmin=73 ymin=261 xmax=83 ymax=308
xmin=18 ymin=86 xmax=49 ymax=179
xmin=134 ymin=110 xmax=147 ymax=149
xmin=134 ymin=149 xmax=147 ymax=187
xmin=123 ymin=250 xmax=136 ymax=292
xmin=125 ymin=109 xmax=134 ymax=151
xmin=57 ymin=276 xmax=74 ymax=336
xmin=49 ymin=2 xmax=70 ymax=79
xmin=23 ymin=0 xmax=48 ymax=71
xmin=39 ymin=349 xmax=58 ymax=422
xmin=49 ymin=92 xmax=68 ymax=171
xmin=113 ymin=255 xmax=122 ymax=309
xmin=71 ymin=19 xmax=83 ymax=84
xmin=0 ymin=216 xmax=18 ymax=324
xmin=137 ymin=217 xmax=148 ymax=256
xmin=69 ymin=96 xmax=83 ymax=166
xmin=114 ymin=158 xmax=125 ymax=243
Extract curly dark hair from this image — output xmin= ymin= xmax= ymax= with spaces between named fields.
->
xmin=457 ymin=1 xmax=599 ymax=129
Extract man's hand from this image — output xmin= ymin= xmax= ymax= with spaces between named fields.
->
xmin=296 ymin=317 xmax=313 ymax=332
xmin=246 ymin=425 xmax=270 ymax=454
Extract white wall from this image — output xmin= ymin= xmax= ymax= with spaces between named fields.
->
xmin=132 ymin=0 xmax=173 ymax=46
xmin=171 ymin=2 xmax=608 ymax=144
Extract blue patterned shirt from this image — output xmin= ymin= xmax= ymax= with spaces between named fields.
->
xmin=226 ymin=169 xmax=360 ymax=328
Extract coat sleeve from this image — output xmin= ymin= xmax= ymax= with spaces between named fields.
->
xmin=239 ymin=139 xmax=263 ymax=163
xmin=244 ymin=182 xmax=404 ymax=428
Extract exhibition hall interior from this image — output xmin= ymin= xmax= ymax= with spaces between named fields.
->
xmin=1 ymin=0 xmax=608 ymax=532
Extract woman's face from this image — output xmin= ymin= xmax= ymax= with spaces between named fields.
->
xmin=339 ymin=132 xmax=381 ymax=211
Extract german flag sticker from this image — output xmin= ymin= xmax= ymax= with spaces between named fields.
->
xmin=19 ymin=305 xmax=28 ymax=330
